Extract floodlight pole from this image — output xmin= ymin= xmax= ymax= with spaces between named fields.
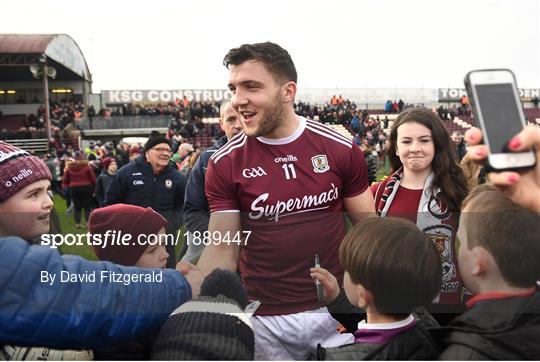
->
xmin=38 ymin=55 xmax=52 ymax=141
xmin=42 ymin=62 xmax=52 ymax=141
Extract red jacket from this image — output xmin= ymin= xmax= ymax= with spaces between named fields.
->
xmin=62 ymin=161 xmax=96 ymax=188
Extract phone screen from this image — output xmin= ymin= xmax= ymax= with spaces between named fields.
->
xmin=475 ymin=83 xmax=523 ymax=153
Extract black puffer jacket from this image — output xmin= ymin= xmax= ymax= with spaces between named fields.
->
xmin=437 ymin=288 xmax=540 ymax=360
xmin=319 ymin=322 xmax=439 ymax=360
xmin=318 ymin=290 xmax=440 ymax=360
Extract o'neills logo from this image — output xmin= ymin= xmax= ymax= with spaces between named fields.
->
xmin=274 ymin=155 xmax=298 ymax=163
xmin=249 ymin=183 xmax=339 ymax=222
xmin=4 ymin=168 xmax=33 ymax=187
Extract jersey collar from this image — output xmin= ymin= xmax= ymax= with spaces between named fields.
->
xmin=256 ymin=116 xmax=306 ymax=145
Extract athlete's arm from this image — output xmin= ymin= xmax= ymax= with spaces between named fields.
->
xmin=343 ymin=188 xmax=376 ymax=225
xmin=196 ymin=211 xmax=241 ymax=276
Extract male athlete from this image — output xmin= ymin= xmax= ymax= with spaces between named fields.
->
xmin=198 ymin=42 xmax=375 ymax=360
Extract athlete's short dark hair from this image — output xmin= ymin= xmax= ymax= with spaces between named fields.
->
xmin=223 ymin=42 xmax=297 ymax=84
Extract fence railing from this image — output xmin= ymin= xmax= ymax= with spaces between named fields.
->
xmin=79 ymin=116 xmax=170 ymax=130
xmin=4 ymin=138 xmax=48 ymax=154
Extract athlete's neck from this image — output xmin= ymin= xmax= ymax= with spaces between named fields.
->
xmin=264 ymin=108 xmax=300 ymax=139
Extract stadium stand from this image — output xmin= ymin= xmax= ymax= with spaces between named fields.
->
xmin=0 ymin=34 xmax=92 ymax=154
xmin=3 ymin=138 xmax=48 ymax=153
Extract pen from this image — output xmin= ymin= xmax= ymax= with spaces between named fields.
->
xmin=315 ymin=254 xmax=323 ymax=302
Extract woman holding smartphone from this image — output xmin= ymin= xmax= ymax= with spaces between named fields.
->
xmin=372 ymin=107 xmax=469 ymax=325
xmin=465 ymin=125 xmax=540 ymax=212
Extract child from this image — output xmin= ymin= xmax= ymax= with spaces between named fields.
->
xmin=0 ymin=141 xmax=53 ymax=241
xmin=438 ymin=184 xmax=540 ymax=360
xmin=88 ymin=203 xmax=169 ymax=268
xmin=0 ymin=142 xmax=94 ymax=359
xmin=94 ymin=157 xmax=117 ymax=208
xmin=311 ymin=217 xmax=441 ymax=360
xmin=87 ymin=203 xmax=170 ymax=359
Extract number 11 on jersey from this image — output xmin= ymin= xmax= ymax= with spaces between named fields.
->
xmin=282 ymin=163 xmax=297 ymax=180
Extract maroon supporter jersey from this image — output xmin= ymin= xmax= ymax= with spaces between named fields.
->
xmin=205 ymin=117 xmax=369 ymax=315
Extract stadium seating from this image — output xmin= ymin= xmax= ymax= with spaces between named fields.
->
xmin=0 ymin=114 xmax=27 ymax=131
xmin=79 ymin=116 xmax=170 ymax=130
xmin=524 ymin=108 xmax=540 ymax=124
xmin=4 ymin=138 xmax=48 ymax=154
xmin=325 ymin=124 xmax=354 ymax=140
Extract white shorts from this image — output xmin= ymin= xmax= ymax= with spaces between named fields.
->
xmin=252 ymin=307 xmax=354 ymax=360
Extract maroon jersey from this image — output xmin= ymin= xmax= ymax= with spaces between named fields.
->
xmin=205 ymin=117 xmax=369 ymax=315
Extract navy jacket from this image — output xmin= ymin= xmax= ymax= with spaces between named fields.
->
xmin=104 ymin=155 xmax=186 ymax=230
xmin=183 ymin=136 xmax=228 ymax=233
xmin=0 ymin=236 xmax=191 ymax=349
xmin=95 ymin=170 xmax=114 ymax=207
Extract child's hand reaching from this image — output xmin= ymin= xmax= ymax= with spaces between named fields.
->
xmin=310 ymin=267 xmax=340 ymax=304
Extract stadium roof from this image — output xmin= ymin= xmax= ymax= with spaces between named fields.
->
xmin=0 ymin=34 xmax=91 ymax=82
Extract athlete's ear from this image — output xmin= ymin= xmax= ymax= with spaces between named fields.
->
xmin=282 ymin=81 xmax=297 ymax=104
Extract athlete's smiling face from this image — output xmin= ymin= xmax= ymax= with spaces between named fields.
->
xmin=228 ymin=60 xmax=286 ymax=138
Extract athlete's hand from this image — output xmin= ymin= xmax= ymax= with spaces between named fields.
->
xmin=176 ymin=261 xmax=204 ymax=298
xmin=310 ymin=267 xmax=340 ymax=304
xmin=464 ymin=126 xmax=540 ymax=212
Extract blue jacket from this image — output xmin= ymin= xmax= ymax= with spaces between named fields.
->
xmin=0 ymin=236 xmax=191 ymax=349
xmin=183 ymin=136 xmax=228 ymax=233
xmin=104 ymin=155 xmax=186 ymax=230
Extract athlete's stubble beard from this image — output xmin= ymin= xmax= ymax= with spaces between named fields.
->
xmin=250 ymin=90 xmax=286 ymax=138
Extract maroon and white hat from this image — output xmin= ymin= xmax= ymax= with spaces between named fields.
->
xmin=0 ymin=141 xmax=52 ymax=202
xmin=88 ymin=204 xmax=168 ymax=266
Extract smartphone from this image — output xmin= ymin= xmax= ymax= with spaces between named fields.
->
xmin=464 ymin=69 xmax=536 ymax=171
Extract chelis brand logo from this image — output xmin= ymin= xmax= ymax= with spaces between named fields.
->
xmin=3 ymin=168 xmax=33 ymax=187
xmin=311 ymin=155 xmax=329 ymax=173
xmin=165 ymin=179 xmax=173 ymax=189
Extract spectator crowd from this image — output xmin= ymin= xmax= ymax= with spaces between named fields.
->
xmin=0 ymin=100 xmax=84 ymax=150
xmin=1 ymin=59 xmax=540 ymax=362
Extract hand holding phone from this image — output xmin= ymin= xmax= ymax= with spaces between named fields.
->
xmin=464 ymin=126 xmax=540 ymax=212
xmin=464 ymin=69 xmax=536 ymax=172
